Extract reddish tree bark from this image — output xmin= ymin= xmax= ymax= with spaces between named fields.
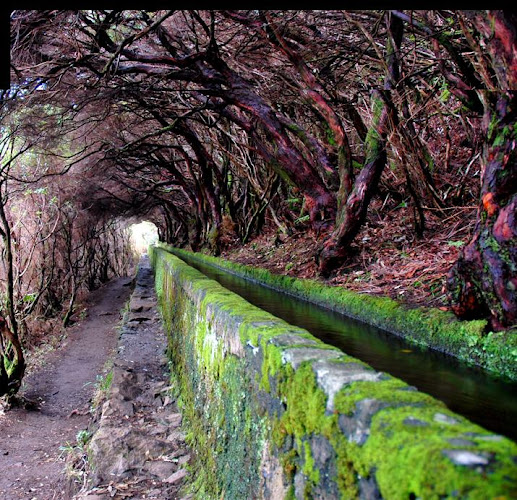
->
xmin=447 ymin=11 xmax=517 ymax=330
xmin=217 ymin=66 xmax=336 ymax=224
xmin=318 ymin=90 xmax=391 ymax=276
xmin=226 ymin=10 xmax=350 ymax=193
xmin=447 ymin=92 xmax=517 ymax=330
xmin=115 ymin=17 xmax=338 ymax=227
xmin=317 ymin=13 xmax=402 ymax=276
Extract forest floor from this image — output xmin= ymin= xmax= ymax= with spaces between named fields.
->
xmin=0 ymin=275 xmax=134 ymax=499
xmin=220 ymin=201 xmax=477 ymax=311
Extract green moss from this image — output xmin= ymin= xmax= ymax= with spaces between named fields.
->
xmin=330 ymin=435 xmax=362 ymax=497
xmin=278 ymin=363 xmax=329 ymax=440
xmin=260 ymin=341 xmax=284 ymax=392
xmin=362 ymin=406 xmax=517 ymax=499
xmin=302 ymin=440 xmax=320 ymax=487
xmin=482 ymin=234 xmax=502 ymax=252
xmin=333 ymin=378 xmax=440 ymax=416
xmin=163 ymin=245 xmax=517 ymax=382
xmin=285 ymin=485 xmax=296 ymax=500
xmin=149 ymin=245 xmax=517 ymax=500
xmin=363 ymin=92 xmax=386 ymax=161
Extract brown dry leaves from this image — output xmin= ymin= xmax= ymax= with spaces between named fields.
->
xmin=222 ymin=204 xmax=476 ymax=309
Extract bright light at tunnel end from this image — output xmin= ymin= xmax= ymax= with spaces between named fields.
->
xmin=129 ymin=221 xmax=159 ymax=255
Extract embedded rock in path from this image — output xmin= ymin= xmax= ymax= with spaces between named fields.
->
xmin=73 ymin=255 xmax=191 ymax=500
xmin=87 ymin=375 xmax=181 ymax=486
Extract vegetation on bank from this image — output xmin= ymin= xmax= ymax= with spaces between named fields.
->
xmin=163 ymin=244 xmax=517 ymax=381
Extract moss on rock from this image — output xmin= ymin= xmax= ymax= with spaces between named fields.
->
xmin=149 ymin=245 xmax=517 ymax=499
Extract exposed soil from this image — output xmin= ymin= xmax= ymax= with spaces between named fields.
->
xmin=0 ymin=275 xmax=134 ymax=500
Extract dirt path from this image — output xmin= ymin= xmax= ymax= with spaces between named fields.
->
xmin=72 ymin=257 xmax=191 ymax=499
xmin=0 ymin=275 xmax=134 ymax=499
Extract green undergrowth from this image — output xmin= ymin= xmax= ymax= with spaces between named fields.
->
xmin=164 ymin=244 xmax=517 ymax=381
xmin=149 ymin=245 xmax=517 ymax=499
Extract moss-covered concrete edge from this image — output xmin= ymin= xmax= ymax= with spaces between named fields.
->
xmin=150 ymin=244 xmax=517 ymax=499
xmin=165 ymin=245 xmax=517 ymax=381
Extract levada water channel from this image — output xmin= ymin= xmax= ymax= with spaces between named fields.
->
xmin=175 ymin=252 xmax=517 ymax=443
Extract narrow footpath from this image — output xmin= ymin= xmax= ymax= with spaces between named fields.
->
xmin=0 ymin=256 xmax=190 ymax=499
xmin=0 ymin=274 xmax=134 ymax=499
xmin=73 ymin=256 xmax=192 ymax=499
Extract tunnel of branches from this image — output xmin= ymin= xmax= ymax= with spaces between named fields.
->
xmin=0 ymin=10 xmax=516 ymax=395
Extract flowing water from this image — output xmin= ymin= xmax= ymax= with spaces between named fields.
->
xmin=178 ymin=253 xmax=517 ymax=442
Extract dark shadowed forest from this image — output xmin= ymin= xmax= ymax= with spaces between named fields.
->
xmin=1 ymin=10 xmax=515 ymax=397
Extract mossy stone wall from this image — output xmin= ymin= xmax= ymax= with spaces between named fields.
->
xmin=169 ymin=246 xmax=517 ymax=381
xmin=150 ymin=245 xmax=517 ymax=499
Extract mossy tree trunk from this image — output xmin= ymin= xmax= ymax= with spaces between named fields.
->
xmin=447 ymin=11 xmax=517 ymax=330
xmin=317 ymin=90 xmax=391 ymax=276
xmin=0 ymin=189 xmax=25 ymax=396
xmin=317 ymin=13 xmax=402 ymax=276
xmin=447 ymin=91 xmax=517 ymax=330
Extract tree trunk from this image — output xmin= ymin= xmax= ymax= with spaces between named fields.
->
xmin=317 ymin=90 xmax=391 ymax=276
xmin=447 ymin=92 xmax=517 ymax=330
xmin=145 ymin=107 xmax=223 ymax=254
xmin=447 ymin=11 xmax=517 ymax=330
xmin=317 ymin=12 xmax=402 ymax=276
xmin=0 ymin=194 xmax=25 ymax=396
xmin=175 ymin=121 xmax=223 ymax=255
